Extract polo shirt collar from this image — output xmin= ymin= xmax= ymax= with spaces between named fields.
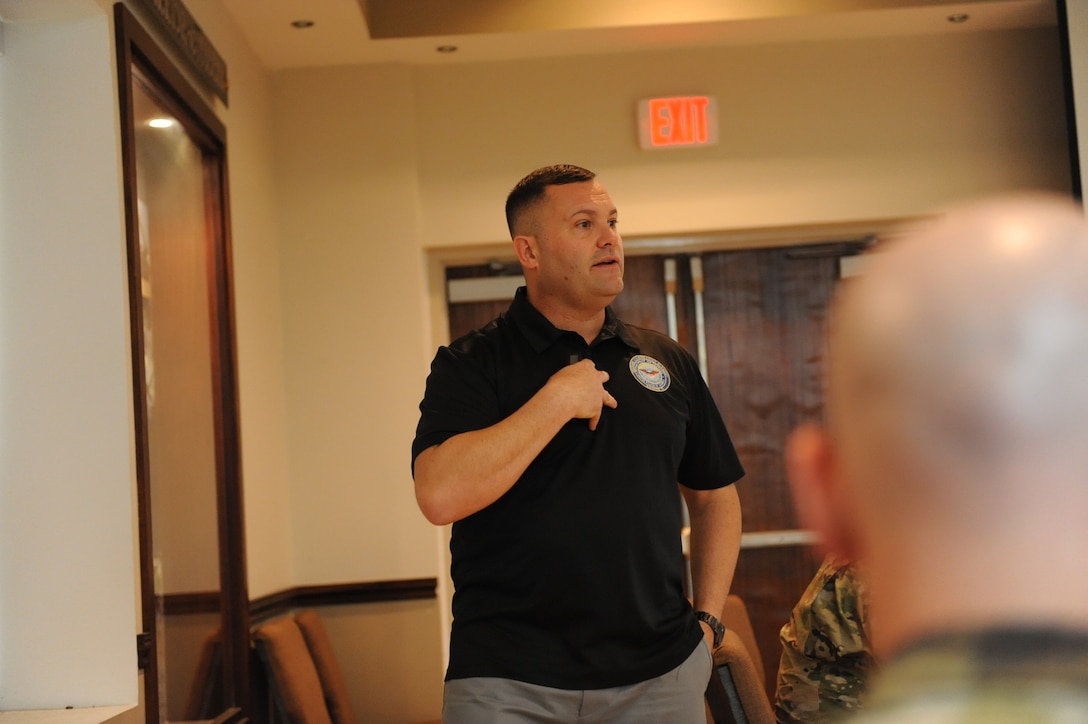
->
xmin=509 ymin=286 xmax=638 ymax=353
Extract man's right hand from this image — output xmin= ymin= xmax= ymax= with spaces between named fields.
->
xmin=415 ymin=359 xmax=618 ymax=524
xmin=544 ymin=359 xmax=618 ymax=431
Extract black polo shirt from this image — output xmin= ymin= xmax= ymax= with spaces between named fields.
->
xmin=412 ymin=287 xmax=744 ymax=689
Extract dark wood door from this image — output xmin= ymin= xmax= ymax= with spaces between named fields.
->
xmin=444 ymin=247 xmax=840 ymax=696
xmin=116 ymin=6 xmax=249 ymax=720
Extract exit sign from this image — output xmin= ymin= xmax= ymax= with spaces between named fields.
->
xmin=638 ymin=96 xmax=718 ymax=149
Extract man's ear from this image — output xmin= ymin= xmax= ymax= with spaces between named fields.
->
xmin=513 ymin=234 xmax=539 ymax=270
xmin=785 ymin=423 xmax=862 ymax=562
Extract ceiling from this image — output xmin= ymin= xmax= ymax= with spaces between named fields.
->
xmin=219 ymin=0 xmax=1057 ymax=70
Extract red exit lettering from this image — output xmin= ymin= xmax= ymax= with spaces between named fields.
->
xmin=639 ymin=96 xmax=718 ymax=149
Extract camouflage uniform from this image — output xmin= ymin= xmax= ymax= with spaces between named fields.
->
xmin=774 ymin=555 xmax=874 ymax=723
xmin=852 ymin=627 xmax=1088 ymax=723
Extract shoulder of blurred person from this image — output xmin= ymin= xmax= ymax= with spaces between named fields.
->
xmin=848 ymin=628 xmax=1088 ymax=723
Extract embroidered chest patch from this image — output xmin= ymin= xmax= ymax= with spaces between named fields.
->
xmin=629 ymin=354 xmax=671 ymax=392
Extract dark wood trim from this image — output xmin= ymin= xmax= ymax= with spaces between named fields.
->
xmin=130 ymin=0 xmax=229 ymax=104
xmin=162 ymin=591 xmax=222 ymax=615
xmin=1056 ymin=0 xmax=1083 ymax=202
xmin=115 ymin=3 xmax=247 ymax=718
xmin=114 ymin=5 xmax=159 ymax=715
xmin=201 ymin=78 xmax=251 ymax=712
xmin=249 ymin=578 xmax=438 ymax=622
xmin=164 ymin=578 xmax=438 ymax=621
xmin=290 ymin=578 xmax=438 ymax=606
xmin=116 ymin=5 xmax=225 ymax=147
xmin=247 ymin=588 xmax=296 ymax=621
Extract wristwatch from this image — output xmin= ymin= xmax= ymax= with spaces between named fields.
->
xmin=696 ymin=610 xmax=725 ymax=648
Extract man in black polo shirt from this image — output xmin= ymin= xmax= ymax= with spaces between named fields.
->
xmin=412 ymin=164 xmax=744 ymax=722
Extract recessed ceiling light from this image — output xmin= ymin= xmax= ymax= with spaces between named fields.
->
xmin=148 ymin=118 xmax=175 ymax=129
xmin=436 ymin=45 xmax=458 ymax=53
xmin=947 ymin=14 xmax=969 ymax=23
xmin=291 ymin=20 xmax=315 ymax=29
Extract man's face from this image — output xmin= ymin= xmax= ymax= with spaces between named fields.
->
xmin=525 ymin=180 xmax=624 ymax=311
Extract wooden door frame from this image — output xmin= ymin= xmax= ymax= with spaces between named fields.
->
xmin=115 ymin=4 xmax=249 ymax=720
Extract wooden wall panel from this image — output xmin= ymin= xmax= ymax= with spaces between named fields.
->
xmin=608 ymin=255 xmax=670 ymax=333
xmin=697 ymin=247 xmax=838 ymax=692
xmin=700 ymin=249 xmax=837 ymax=533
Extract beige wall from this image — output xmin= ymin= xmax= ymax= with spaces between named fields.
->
xmin=269 ymin=21 xmax=1071 ymax=586
xmin=0 ymin=8 xmax=139 ymax=710
xmin=413 ymin=28 xmax=1070 ymax=246
xmin=271 ymin=63 xmax=437 ymax=586
xmin=313 ymin=600 xmax=445 ymax=723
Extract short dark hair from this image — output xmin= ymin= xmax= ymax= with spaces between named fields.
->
xmin=504 ymin=164 xmax=596 ymax=237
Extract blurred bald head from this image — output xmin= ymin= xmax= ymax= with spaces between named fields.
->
xmin=788 ymin=193 xmax=1088 ymax=651
xmin=830 ymin=194 xmax=1088 ymax=502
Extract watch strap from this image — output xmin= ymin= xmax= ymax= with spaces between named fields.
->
xmin=695 ymin=610 xmax=725 ymax=648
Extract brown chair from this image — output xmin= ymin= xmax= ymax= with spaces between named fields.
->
xmin=183 ymin=627 xmax=223 ymax=720
xmin=705 ymin=595 xmax=775 ymax=724
xmin=253 ymin=615 xmax=334 ymax=724
xmin=722 ymin=594 xmax=766 ymax=680
xmin=295 ymin=609 xmax=358 ymax=724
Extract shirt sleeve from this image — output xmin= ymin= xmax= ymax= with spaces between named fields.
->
xmin=411 ymin=341 xmax=502 ymax=473
xmin=673 ymin=343 xmax=745 ymax=490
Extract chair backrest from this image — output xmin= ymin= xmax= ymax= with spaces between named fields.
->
xmin=706 ymin=595 xmax=775 ymax=724
xmin=722 ymin=594 xmax=765 ymax=680
xmin=253 ymin=615 xmax=334 ymax=724
xmin=295 ymin=609 xmax=358 ymax=724
xmin=183 ymin=627 xmax=222 ymax=720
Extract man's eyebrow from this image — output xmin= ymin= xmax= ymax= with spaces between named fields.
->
xmin=567 ymin=205 xmax=618 ymax=219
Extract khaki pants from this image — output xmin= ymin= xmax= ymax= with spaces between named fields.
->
xmin=442 ymin=639 xmax=713 ymax=723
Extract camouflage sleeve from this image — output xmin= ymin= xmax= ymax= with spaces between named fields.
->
xmin=773 ymin=555 xmax=876 ymax=723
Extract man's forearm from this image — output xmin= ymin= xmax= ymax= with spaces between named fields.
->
xmin=414 ymin=391 xmax=572 ymax=525
xmin=414 ymin=359 xmax=618 ymax=525
xmin=685 ymin=484 xmax=743 ymax=628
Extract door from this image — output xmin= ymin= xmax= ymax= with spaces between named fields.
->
xmin=444 ymin=245 xmax=845 ymax=695
xmin=116 ymin=6 xmax=249 ymax=721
